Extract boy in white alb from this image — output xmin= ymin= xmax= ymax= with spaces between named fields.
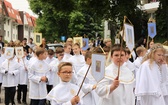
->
xmin=133 ymin=46 xmax=147 ymax=75
xmin=77 ymin=51 xmax=99 ymax=105
xmin=68 ymin=43 xmax=85 ymax=73
xmin=62 ymin=44 xmax=72 ymax=61
xmin=44 ymin=49 xmax=56 ymax=93
xmin=49 ymin=47 xmax=64 ymax=87
xmin=1 ymin=55 xmax=20 ymax=105
xmin=95 ymin=45 xmax=135 ymax=105
xmin=0 ymin=49 xmax=5 ymax=102
xmin=28 ymin=48 xmax=50 ymax=105
xmin=46 ymin=62 xmax=84 ymax=105
xmin=17 ymin=50 xmax=29 ymax=104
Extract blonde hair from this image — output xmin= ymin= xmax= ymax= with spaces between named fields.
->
xmin=103 ymin=38 xmax=111 ymax=44
xmin=58 ymin=62 xmax=72 ymax=72
xmin=136 ymin=46 xmax=146 ymax=56
xmin=142 ymin=43 xmax=166 ymax=65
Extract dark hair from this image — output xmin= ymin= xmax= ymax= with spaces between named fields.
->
xmin=30 ymin=38 xmax=33 ymax=41
xmin=93 ymin=47 xmax=103 ymax=53
xmin=111 ymin=44 xmax=125 ymax=56
xmin=55 ymin=47 xmax=64 ymax=54
xmin=85 ymin=51 xmax=92 ymax=61
xmin=125 ymin=47 xmax=131 ymax=55
xmin=48 ymin=49 xmax=55 ymax=55
xmin=23 ymin=38 xmax=27 ymax=41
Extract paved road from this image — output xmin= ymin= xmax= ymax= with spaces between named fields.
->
xmin=0 ymin=87 xmax=30 ymax=105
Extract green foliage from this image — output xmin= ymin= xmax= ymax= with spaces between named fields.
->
xmin=155 ymin=0 xmax=168 ymax=41
xmin=28 ymin=0 xmax=156 ymax=42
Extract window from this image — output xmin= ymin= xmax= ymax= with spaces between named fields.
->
xmin=8 ymin=31 xmax=9 ymax=37
xmin=11 ymin=10 xmax=14 ymax=14
xmin=8 ymin=20 xmax=9 ymax=25
xmin=7 ymin=8 xmax=11 ymax=13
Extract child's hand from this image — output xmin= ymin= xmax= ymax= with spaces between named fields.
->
xmin=71 ymin=96 xmax=80 ymax=105
xmin=41 ymin=76 xmax=48 ymax=82
xmin=110 ymin=76 xmax=119 ymax=93
xmin=92 ymin=84 xmax=97 ymax=90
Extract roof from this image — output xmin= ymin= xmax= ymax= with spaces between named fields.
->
xmin=0 ymin=1 xmax=7 ymax=15
xmin=25 ymin=12 xmax=33 ymax=26
xmin=30 ymin=16 xmax=36 ymax=27
xmin=4 ymin=0 xmax=16 ymax=19
xmin=13 ymin=9 xmax=23 ymax=25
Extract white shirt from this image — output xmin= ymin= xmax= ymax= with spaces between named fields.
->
xmin=62 ymin=53 xmax=72 ymax=61
xmin=46 ymin=81 xmax=84 ymax=105
xmin=68 ymin=54 xmax=85 ymax=73
xmin=135 ymin=60 xmax=167 ymax=105
xmin=28 ymin=59 xmax=50 ymax=99
xmin=77 ymin=64 xmax=99 ymax=105
xmin=1 ymin=59 xmax=20 ymax=87
xmin=96 ymin=63 xmax=135 ymax=105
xmin=17 ymin=57 xmax=29 ymax=85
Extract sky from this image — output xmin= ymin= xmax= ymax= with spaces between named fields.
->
xmin=6 ymin=0 xmax=37 ymax=17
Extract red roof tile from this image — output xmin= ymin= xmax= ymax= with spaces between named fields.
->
xmin=25 ymin=12 xmax=33 ymax=26
xmin=30 ymin=16 xmax=36 ymax=27
xmin=0 ymin=1 xmax=8 ymax=16
xmin=4 ymin=0 xmax=16 ymax=19
xmin=13 ymin=9 xmax=23 ymax=25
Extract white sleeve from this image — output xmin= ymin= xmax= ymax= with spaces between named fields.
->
xmin=95 ymin=78 xmax=111 ymax=98
xmin=28 ymin=65 xmax=41 ymax=84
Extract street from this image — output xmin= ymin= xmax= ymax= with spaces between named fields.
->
xmin=0 ymin=87 xmax=30 ymax=105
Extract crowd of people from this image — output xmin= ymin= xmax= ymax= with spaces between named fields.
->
xmin=0 ymin=35 xmax=168 ymax=105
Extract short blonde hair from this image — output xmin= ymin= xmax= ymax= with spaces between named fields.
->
xmin=103 ymin=38 xmax=111 ymax=44
xmin=66 ymin=38 xmax=73 ymax=42
xmin=136 ymin=46 xmax=146 ymax=56
xmin=58 ymin=62 xmax=72 ymax=72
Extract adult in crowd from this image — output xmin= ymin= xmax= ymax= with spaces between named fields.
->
xmin=27 ymin=38 xmax=36 ymax=49
xmin=22 ymin=38 xmax=30 ymax=53
xmin=40 ymin=38 xmax=49 ymax=50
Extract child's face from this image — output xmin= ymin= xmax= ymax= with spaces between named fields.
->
xmin=65 ymin=45 xmax=72 ymax=53
xmin=154 ymin=49 xmax=164 ymax=64
xmin=39 ymin=52 xmax=47 ymax=60
xmin=73 ymin=45 xmax=81 ymax=55
xmin=57 ymin=53 xmax=64 ymax=60
xmin=141 ymin=50 xmax=147 ymax=57
xmin=43 ymin=52 xmax=48 ymax=59
xmin=111 ymin=51 xmax=126 ymax=66
xmin=48 ymin=54 xmax=54 ymax=59
xmin=125 ymin=53 xmax=130 ymax=61
xmin=58 ymin=66 xmax=73 ymax=82
xmin=149 ymin=42 xmax=154 ymax=48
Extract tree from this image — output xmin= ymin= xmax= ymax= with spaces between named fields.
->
xmin=155 ymin=0 xmax=168 ymax=42
xmin=28 ymin=0 xmax=148 ymax=42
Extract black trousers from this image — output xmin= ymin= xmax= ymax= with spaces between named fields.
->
xmin=17 ymin=84 xmax=27 ymax=102
xmin=30 ymin=99 xmax=46 ymax=105
xmin=4 ymin=87 xmax=16 ymax=105
xmin=47 ymin=85 xmax=53 ymax=93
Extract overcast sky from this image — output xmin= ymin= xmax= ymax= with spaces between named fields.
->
xmin=6 ymin=0 xmax=37 ymax=17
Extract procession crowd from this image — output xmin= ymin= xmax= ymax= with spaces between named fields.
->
xmin=0 ymin=36 xmax=168 ymax=105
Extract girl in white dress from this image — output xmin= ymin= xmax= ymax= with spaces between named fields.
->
xmin=135 ymin=43 xmax=168 ymax=105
